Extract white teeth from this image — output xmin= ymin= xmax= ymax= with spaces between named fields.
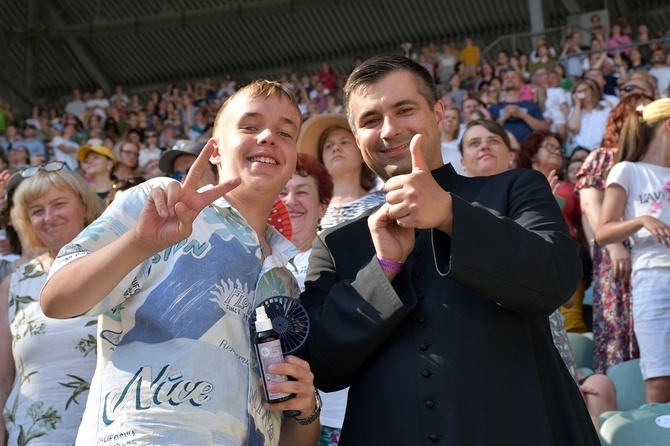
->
xmin=249 ymin=156 xmax=277 ymax=165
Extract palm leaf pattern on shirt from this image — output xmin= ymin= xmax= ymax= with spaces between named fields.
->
xmin=4 ymin=362 xmax=63 ymax=446
xmin=59 ymin=375 xmax=91 ymax=410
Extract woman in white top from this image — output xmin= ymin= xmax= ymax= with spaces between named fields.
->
xmin=597 ymin=98 xmax=670 ymax=404
xmin=440 ymin=107 xmax=465 ymax=175
xmin=297 ymin=114 xmax=385 ymax=231
xmin=0 ymin=163 xmax=103 ymax=444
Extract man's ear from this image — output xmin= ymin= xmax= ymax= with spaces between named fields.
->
xmin=209 ymin=139 xmax=221 ymax=165
xmin=434 ymin=99 xmax=445 ymax=130
xmin=354 ymin=131 xmax=361 ymax=151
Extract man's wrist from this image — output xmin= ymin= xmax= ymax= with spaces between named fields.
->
xmin=377 ymin=256 xmax=404 ymax=274
xmin=294 ymin=391 xmax=321 ymax=426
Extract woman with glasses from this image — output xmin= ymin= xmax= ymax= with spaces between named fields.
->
xmin=480 ymin=83 xmax=501 ymax=107
xmin=518 ymin=130 xmax=591 ymax=333
xmin=567 ymin=79 xmax=611 ymax=153
xmin=0 ymin=164 xmax=104 ymax=444
xmin=114 ymin=141 xmax=141 ymax=181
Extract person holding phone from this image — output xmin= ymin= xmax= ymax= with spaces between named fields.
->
xmin=568 ymin=79 xmax=610 ymax=154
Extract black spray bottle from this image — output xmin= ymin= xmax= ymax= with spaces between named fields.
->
xmin=254 ymin=305 xmax=291 ymax=403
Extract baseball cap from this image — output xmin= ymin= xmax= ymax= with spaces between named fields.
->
xmin=158 ymin=139 xmax=207 ymax=175
xmin=78 ymin=145 xmax=116 ymax=163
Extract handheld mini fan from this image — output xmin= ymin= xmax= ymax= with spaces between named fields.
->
xmin=252 ymin=296 xmax=310 ymax=418
xmin=251 ymin=295 xmax=310 ymax=354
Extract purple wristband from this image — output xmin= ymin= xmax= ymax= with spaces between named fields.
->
xmin=377 ymin=256 xmax=404 ymax=274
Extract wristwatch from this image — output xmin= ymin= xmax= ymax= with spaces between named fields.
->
xmin=294 ymin=391 xmax=322 ymax=426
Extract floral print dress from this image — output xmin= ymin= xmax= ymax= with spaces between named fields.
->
xmin=575 ymin=147 xmax=639 ymax=373
xmin=4 ymin=258 xmax=97 ymax=445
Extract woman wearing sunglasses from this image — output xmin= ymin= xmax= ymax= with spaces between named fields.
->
xmin=0 ymin=163 xmax=104 ymax=444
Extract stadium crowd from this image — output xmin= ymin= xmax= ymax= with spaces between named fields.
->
xmin=1 ymin=12 xmax=670 ymax=446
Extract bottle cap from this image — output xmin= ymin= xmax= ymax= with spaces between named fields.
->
xmin=255 ymin=306 xmax=273 ymax=332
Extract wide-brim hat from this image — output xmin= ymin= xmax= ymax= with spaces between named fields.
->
xmin=158 ymin=139 xmax=207 ymax=175
xmin=78 ymin=145 xmax=116 ymax=163
xmin=296 ymin=113 xmax=352 ymax=159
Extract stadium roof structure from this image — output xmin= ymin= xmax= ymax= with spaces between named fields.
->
xmin=0 ymin=0 xmax=668 ymax=109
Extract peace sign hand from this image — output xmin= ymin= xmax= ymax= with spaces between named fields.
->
xmin=134 ymin=142 xmax=241 ymax=253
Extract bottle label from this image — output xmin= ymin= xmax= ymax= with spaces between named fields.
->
xmin=256 ymin=339 xmax=290 ymax=402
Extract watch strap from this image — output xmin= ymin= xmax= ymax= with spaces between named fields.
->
xmin=294 ymin=391 xmax=322 ymax=426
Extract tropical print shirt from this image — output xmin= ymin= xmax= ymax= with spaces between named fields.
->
xmin=47 ymin=178 xmax=299 ymax=446
xmin=5 ymin=258 xmax=97 ymax=446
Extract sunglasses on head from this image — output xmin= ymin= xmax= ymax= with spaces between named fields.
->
xmin=621 ymin=84 xmax=655 ymax=100
xmin=21 ymin=161 xmax=67 ymax=178
xmin=112 ymin=177 xmax=146 ymax=190
xmin=622 ymin=84 xmax=641 ymax=92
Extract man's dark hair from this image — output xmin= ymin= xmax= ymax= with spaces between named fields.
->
xmin=343 ymin=54 xmax=438 ymax=129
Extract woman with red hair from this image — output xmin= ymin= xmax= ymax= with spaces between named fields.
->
xmin=517 ymin=130 xmax=590 ymax=333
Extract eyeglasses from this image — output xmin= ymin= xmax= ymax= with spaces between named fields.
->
xmin=120 ymin=149 xmax=139 ymax=157
xmin=21 ymin=161 xmax=66 ymax=178
xmin=112 ymin=176 xmax=146 ymax=191
xmin=170 ymin=167 xmax=190 ymax=182
xmin=540 ymin=143 xmax=565 ymax=155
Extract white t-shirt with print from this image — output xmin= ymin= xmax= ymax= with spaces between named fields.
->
xmin=606 ymin=161 xmax=670 ymax=271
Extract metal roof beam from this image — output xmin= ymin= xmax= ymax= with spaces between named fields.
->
xmin=4 ymin=0 xmax=357 ymax=40
xmin=559 ymin=0 xmax=582 ymax=15
xmin=0 ymin=2 xmax=34 ymax=110
xmin=42 ymin=0 xmax=112 ymax=93
xmin=528 ymin=0 xmax=545 ymax=34
xmin=24 ymin=0 xmax=39 ymax=99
